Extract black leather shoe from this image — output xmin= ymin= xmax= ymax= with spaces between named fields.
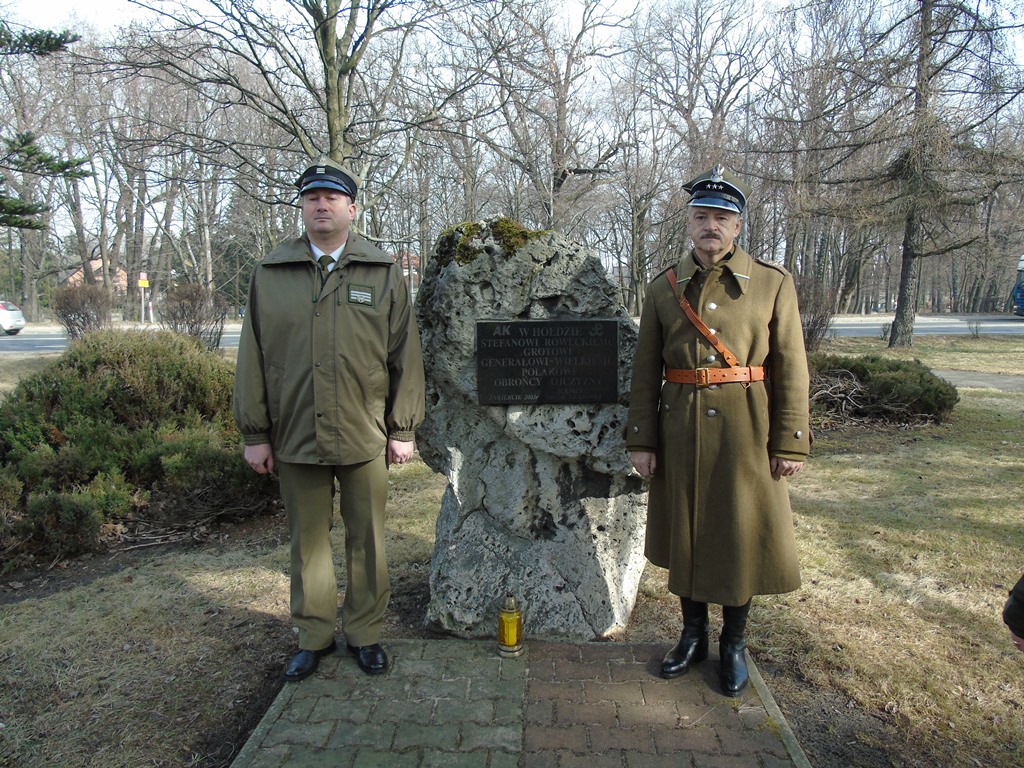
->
xmin=661 ymin=627 xmax=709 ymax=679
xmin=347 ymin=642 xmax=388 ymax=675
xmin=283 ymin=640 xmax=337 ymax=682
xmin=719 ymin=640 xmax=749 ymax=697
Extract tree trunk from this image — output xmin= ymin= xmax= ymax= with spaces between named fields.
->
xmin=18 ymin=230 xmax=43 ymax=321
xmin=889 ymin=0 xmax=934 ymax=347
xmin=889 ymin=212 xmax=919 ymax=347
xmin=131 ymin=170 xmax=149 ymax=319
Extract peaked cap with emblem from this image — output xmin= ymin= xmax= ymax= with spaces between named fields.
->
xmin=295 ymin=156 xmax=360 ymax=198
xmin=683 ymin=165 xmax=751 ymax=214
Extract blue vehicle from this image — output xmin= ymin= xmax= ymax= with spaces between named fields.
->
xmin=1016 ymin=256 xmax=1024 ymax=317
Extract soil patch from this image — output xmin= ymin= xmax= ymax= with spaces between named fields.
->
xmin=759 ymin=661 xmax=913 ymax=768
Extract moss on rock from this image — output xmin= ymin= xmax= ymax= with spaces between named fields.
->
xmin=434 ymin=218 xmax=545 ymax=267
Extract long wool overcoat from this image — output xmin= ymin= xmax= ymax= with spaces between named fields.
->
xmin=626 ymin=246 xmax=810 ymax=605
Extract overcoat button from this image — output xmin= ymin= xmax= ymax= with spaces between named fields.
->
xmin=706 ymin=354 xmax=716 ymax=363
xmin=709 ymin=328 xmax=716 ymax=335
xmin=794 ymin=430 xmax=803 ymax=439
xmin=707 ymin=302 xmax=718 ymax=310
xmin=706 ymin=409 xmax=717 ymax=417
xmin=708 ymin=384 xmax=718 ymax=390
xmin=632 ymin=426 xmax=639 ymax=433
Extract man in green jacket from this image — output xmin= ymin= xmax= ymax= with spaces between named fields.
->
xmin=626 ymin=166 xmax=810 ymax=697
xmin=233 ymin=158 xmax=425 ymax=680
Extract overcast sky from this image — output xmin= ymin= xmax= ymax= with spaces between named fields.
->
xmin=6 ymin=0 xmax=628 ymax=34
xmin=6 ymin=0 xmax=150 ymax=31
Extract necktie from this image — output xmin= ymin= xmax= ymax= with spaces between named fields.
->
xmin=318 ymin=253 xmax=333 ymax=286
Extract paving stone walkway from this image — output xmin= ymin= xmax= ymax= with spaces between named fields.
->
xmin=231 ymin=639 xmax=811 ymax=768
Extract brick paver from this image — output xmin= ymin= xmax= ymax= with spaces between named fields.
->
xmin=231 ymin=639 xmax=811 ymax=768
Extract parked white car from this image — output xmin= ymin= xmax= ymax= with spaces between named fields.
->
xmin=0 ymin=301 xmax=26 ymax=335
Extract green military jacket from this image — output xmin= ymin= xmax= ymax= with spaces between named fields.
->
xmin=233 ymin=233 xmax=425 ymax=466
xmin=626 ymin=245 xmax=810 ymax=605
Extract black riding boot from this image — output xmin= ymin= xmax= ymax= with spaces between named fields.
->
xmin=719 ymin=601 xmax=751 ymax=697
xmin=661 ymin=598 xmax=709 ymax=679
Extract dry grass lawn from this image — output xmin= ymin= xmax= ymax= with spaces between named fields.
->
xmin=1 ymin=332 xmax=1023 ymax=766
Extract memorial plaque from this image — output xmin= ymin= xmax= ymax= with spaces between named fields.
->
xmin=476 ymin=320 xmax=619 ymax=405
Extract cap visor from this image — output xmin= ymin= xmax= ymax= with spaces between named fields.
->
xmin=299 ymin=179 xmax=352 ymax=195
xmin=688 ymin=197 xmax=741 ymax=213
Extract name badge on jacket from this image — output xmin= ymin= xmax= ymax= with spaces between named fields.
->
xmin=347 ymin=284 xmax=375 ymax=306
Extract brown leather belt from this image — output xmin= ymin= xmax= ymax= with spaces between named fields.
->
xmin=664 ymin=366 xmax=765 ymax=387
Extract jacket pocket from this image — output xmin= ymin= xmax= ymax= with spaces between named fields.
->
xmin=367 ymin=363 xmax=387 ymax=431
xmin=267 ymin=362 xmax=284 ymax=424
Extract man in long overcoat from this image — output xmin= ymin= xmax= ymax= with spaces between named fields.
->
xmin=626 ymin=165 xmax=810 ymax=697
xmin=233 ymin=158 xmax=425 ymax=681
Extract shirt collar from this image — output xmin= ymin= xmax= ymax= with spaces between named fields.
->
xmin=310 ymin=241 xmax=347 ymax=269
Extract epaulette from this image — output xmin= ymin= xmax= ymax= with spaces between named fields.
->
xmin=754 ymin=258 xmax=792 ymax=277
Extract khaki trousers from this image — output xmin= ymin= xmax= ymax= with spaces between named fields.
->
xmin=278 ymin=457 xmax=390 ymax=650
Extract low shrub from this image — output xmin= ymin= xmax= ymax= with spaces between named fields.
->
xmin=141 ymin=426 xmax=276 ymax=525
xmin=25 ymin=491 xmax=105 ymax=560
xmin=52 ymin=283 xmax=112 ymax=339
xmin=0 ymin=330 xmax=276 ymax=571
xmin=0 ymin=465 xmax=24 ymax=557
xmin=159 ymin=283 xmax=228 ymax=350
xmin=795 ymin=275 xmax=837 ymax=353
xmin=58 ymin=329 xmax=235 ymax=426
xmin=808 ymin=352 xmax=959 ymax=422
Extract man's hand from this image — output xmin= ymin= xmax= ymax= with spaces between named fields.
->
xmin=630 ymin=450 xmax=657 ymax=479
xmin=387 ymin=439 xmax=415 ymax=467
xmin=1011 ymin=630 xmax=1024 ymax=654
xmin=244 ymin=443 xmax=275 ymax=475
xmin=770 ymin=457 xmax=803 ymax=478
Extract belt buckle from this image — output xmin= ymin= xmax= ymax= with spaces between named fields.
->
xmin=694 ymin=368 xmax=710 ymax=387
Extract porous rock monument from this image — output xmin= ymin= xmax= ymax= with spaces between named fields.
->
xmin=415 ymin=217 xmax=648 ymax=640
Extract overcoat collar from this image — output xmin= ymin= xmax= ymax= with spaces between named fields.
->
xmin=262 ymin=232 xmax=394 ymax=269
xmin=673 ymin=245 xmax=754 ymax=296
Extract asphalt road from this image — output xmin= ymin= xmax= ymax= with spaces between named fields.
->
xmin=1 ymin=314 xmax=1022 ymax=355
xmin=825 ymin=313 xmax=1024 ymax=337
